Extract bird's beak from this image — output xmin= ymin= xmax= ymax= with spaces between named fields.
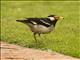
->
xmin=59 ymin=16 xmax=64 ymax=20
xmin=54 ymin=16 xmax=64 ymax=20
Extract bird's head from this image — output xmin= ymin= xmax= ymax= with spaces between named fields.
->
xmin=48 ymin=15 xmax=64 ymax=21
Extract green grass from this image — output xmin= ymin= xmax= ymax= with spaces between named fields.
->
xmin=1 ymin=0 xmax=80 ymax=1
xmin=1 ymin=1 xmax=80 ymax=58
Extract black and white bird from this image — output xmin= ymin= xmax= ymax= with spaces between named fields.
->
xmin=16 ymin=15 xmax=64 ymax=41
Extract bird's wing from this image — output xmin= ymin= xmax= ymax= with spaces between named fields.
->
xmin=26 ymin=18 xmax=40 ymax=25
xmin=26 ymin=18 xmax=53 ymax=27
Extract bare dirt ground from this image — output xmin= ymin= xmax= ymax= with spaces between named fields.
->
xmin=0 ymin=41 xmax=80 ymax=60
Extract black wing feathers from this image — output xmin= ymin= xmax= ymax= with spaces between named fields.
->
xmin=16 ymin=18 xmax=53 ymax=27
xmin=26 ymin=18 xmax=53 ymax=27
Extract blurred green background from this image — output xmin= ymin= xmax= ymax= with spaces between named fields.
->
xmin=1 ymin=0 xmax=80 ymax=1
xmin=1 ymin=1 xmax=80 ymax=58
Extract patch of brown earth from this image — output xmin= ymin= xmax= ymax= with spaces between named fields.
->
xmin=0 ymin=41 xmax=80 ymax=60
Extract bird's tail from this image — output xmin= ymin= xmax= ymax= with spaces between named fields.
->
xmin=16 ymin=20 xmax=24 ymax=22
xmin=16 ymin=19 xmax=28 ymax=23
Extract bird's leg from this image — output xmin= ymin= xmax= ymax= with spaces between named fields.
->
xmin=38 ymin=33 xmax=43 ymax=40
xmin=39 ymin=34 xmax=46 ymax=40
xmin=38 ymin=33 xmax=41 ymax=37
xmin=33 ymin=33 xmax=37 ymax=42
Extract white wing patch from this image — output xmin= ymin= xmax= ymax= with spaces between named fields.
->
xmin=40 ymin=20 xmax=50 ymax=25
xmin=31 ymin=21 xmax=37 ymax=25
